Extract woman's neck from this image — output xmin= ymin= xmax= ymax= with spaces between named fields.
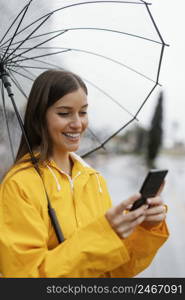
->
xmin=51 ymin=151 xmax=73 ymax=176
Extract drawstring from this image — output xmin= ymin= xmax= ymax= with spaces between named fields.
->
xmin=47 ymin=166 xmax=81 ymax=192
xmin=47 ymin=164 xmax=102 ymax=194
xmin=47 ymin=165 xmax=61 ymax=191
xmin=95 ymin=173 xmax=103 ymax=193
xmin=67 ymin=171 xmax=81 ymax=191
xmin=73 ymin=171 xmax=81 ymax=183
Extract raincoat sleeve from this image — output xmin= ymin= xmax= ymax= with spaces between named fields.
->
xmin=99 ymin=176 xmax=169 ymax=278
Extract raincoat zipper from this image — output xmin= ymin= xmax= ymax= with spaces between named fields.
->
xmin=47 ymin=165 xmax=81 ymax=227
xmin=65 ymin=171 xmax=81 ymax=227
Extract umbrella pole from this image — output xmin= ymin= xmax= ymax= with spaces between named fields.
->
xmin=0 ymin=63 xmax=65 ymax=243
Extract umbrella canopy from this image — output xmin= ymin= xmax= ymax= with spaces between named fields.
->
xmin=0 ymin=0 xmax=168 ymax=165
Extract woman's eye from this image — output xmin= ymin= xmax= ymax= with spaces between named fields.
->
xmin=57 ymin=111 xmax=87 ymax=117
xmin=57 ymin=112 xmax=69 ymax=116
xmin=80 ymin=111 xmax=87 ymax=115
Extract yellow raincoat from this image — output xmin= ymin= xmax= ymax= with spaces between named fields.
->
xmin=0 ymin=153 xmax=169 ymax=277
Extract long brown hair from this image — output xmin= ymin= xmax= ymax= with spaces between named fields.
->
xmin=16 ymin=69 xmax=88 ymax=163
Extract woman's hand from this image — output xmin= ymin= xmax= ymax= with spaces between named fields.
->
xmin=141 ymin=196 xmax=167 ymax=229
xmin=141 ymin=181 xmax=167 ymax=229
xmin=105 ymin=194 xmax=148 ymax=239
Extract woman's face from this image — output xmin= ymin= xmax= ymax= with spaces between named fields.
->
xmin=46 ymin=87 xmax=88 ymax=154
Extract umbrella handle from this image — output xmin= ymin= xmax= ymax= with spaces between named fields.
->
xmin=48 ymin=201 xmax=65 ymax=243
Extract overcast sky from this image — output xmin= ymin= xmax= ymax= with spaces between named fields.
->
xmin=138 ymin=0 xmax=185 ymax=146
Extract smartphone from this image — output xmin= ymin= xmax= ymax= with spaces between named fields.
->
xmin=130 ymin=169 xmax=168 ymax=211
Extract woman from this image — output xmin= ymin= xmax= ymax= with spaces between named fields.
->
xmin=0 ymin=69 xmax=169 ymax=277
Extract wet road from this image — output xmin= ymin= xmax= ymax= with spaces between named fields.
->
xmin=87 ymin=153 xmax=185 ymax=277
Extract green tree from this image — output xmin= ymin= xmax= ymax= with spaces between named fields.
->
xmin=146 ymin=91 xmax=164 ymax=168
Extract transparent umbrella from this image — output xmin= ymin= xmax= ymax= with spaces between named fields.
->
xmin=0 ymin=0 xmax=168 ymax=242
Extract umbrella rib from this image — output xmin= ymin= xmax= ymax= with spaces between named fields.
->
xmin=9 ymin=62 xmax=137 ymax=118
xmin=1 ymin=30 xmax=67 ymax=49
xmin=68 ymin=48 xmax=160 ymax=84
xmin=7 ymin=52 xmax=37 ymax=80
xmin=9 ymin=49 xmax=71 ymax=65
xmin=6 ymin=49 xmax=65 ymax=64
xmin=18 ymin=56 xmax=139 ymax=118
xmin=1 ymin=0 xmax=33 ymax=61
xmin=0 ymin=0 xmax=33 ymax=45
xmin=86 ymin=128 xmax=106 ymax=147
xmin=0 ymin=82 xmax=15 ymax=161
xmin=9 ymin=47 xmax=158 ymax=85
xmin=8 ymin=70 xmax=28 ymax=99
xmin=64 ymin=27 xmax=162 ymax=44
xmin=5 ymin=51 xmax=40 ymax=75
xmin=0 ymin=1 xmax=147 ymax=48
xmin=10 ymin=63 xmax=42 ymax=82
xmin=81 ymin=57 xmax=162 ymax=156
xmin=7 ymin=52 xmax=68 ymax=69
xmin=1 ymin=27 xmax=163 ymax=49
xmin=7 ymin=55 xmax=138 ymax=118
xmin=133 ymin=45 xmax=164 ymax=116
xmin=144 ymin=4 xmax=168 ymax=84
xmin=8 ymin=64 xmax=50 ymax=70
xmin=135 ymin=83 xmax=157 ymax=118
xmin=5 ymin=31 xmax=69 ymax=64
xmin=156 ymin=44 xmax=165 ymax=84
xmin=9 ymin=69 xmax=34 ymax=81
xmin=4 ymin=14 xmax=53 ymax=62
xmin=15 ymin=64 xmax=38 ymax=79
xmin=145 ymin=3 xmax=166 ymax=45
xmin=82 ymin=117 xmax=136 ymax=158
xmin=6 ymin=61 xmax=138 ymax=156
xmin=82 ymin=77 xmax=138 ymax=119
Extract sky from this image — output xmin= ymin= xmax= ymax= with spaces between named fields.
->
xmin=138 ymin=0 xmax=185 ymax=147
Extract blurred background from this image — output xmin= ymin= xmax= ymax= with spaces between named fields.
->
xmin=86 ymin=0 xmax=185 ymax=277
xmin=0 ymin=0 xmax=185 ymax=277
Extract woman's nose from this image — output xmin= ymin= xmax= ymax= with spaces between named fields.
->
xmin=69 ymin=115 xmax=82 ymax=128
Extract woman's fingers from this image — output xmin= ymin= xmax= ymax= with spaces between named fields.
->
xmin=145 ymin=204 xmax=165 ymax=216
xmin=106 ymin=193 xmax=141 ymax=223
xmin=123 ymin=204 xmax=148 ymax=221
xmin=114 ymin=193 xmax=142 ymax=215
xmin=146 ymin=196 xmax=163 ymax=206
xmin=105 ymin=193 xmax=161 ymax=239
xmin=117 ymin=214 xmax=146 ymax=239
xmin=110 ymin=203 xmax=147 ymax=228
xmin=144 ymin=204 xmax=167 ymax=221
xmin=143 ymin=195 xmax=167 ymax=227
xmin=107 ymin=195 xmax=147 ymax=227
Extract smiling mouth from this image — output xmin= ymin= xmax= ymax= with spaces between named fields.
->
xmin=62 ymin=133 xmax=81 ymax=140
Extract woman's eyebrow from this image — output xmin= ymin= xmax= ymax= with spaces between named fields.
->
xmin=56 ymin=106 xmax=72 ymax=109
xmin=56 ymin=104 xmax=88 ymax=109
